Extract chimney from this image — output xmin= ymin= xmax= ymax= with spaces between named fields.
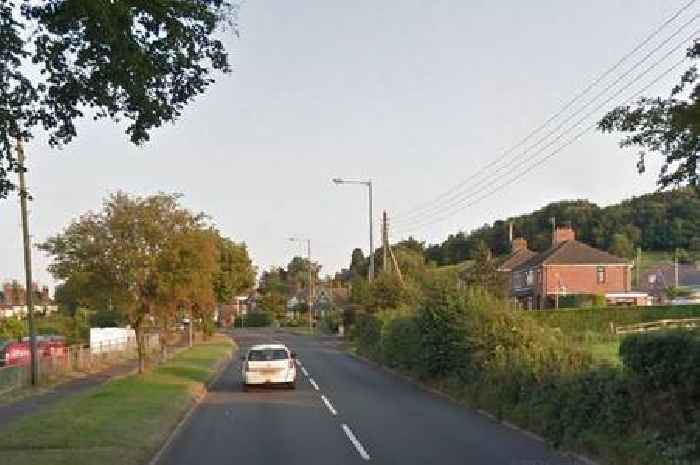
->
xmin=554 ymin=225 xmax=575 ymax=245
xmin=508 ymin=222 xmax=513 ymax=244
xmin=512 ymin=237 xmax=528 ymax=252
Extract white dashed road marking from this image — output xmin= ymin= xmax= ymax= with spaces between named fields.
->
xmin=309 ymin=378 xmax=319 ymax=391
xmin=321 ymin=395 xmax=337 ymax=416
xmin=341 ymin=424 xmax=371 ymax=461
xmin=295 ymin=359 xmax=302 ymax=367
xmin=301 ymin=366 xmax=309 ymax=377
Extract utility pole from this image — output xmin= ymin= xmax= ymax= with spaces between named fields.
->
xmin=383 ymin=212 xmax=404 ymax=287
xmin=635 ymin=247 xmax=642 ymax=288
xmin=550 ymin=216 xmax=556 ymax=246
xmin=508 ymin=222 xmax=514 ymax=249
xmin=675 ymin=248 xmax=679 ymax=288
xmin=368 ymin=180 xmax=374 ymax=282
xmin=382 ymin=211 xmax=389 ymax=273
xmin=289 ymin=237 xmax=314 ymax=331
xmin=306 ymin=238 xmax=313 ymax=331
xmin=16 ymin=139 xmax=38 ymax=386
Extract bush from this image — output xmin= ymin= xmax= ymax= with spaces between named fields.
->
xmin=381 ymin=317 xmax=421 ymax=371
xmin=532 ymin=305 xmax=700 ymax=341
xmin=351 ymin=313 xmax=382 ymax=358
xmin=235 ymin=312 xmax=272 ymax=327
xmin=620 ymin=330 xmax=700 ymax=393
xmin=320 ymin=312 xmax=342 ymax=333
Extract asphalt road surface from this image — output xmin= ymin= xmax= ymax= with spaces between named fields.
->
xmin=157 ymin=328 xmax=580 ymax=465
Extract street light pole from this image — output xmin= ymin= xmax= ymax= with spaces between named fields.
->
xmin=332 ymin=178 xmax=374 ymax=282
xmin=16 ymin=139 xmax=38 ymax=386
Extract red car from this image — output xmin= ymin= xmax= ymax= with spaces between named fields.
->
xmin=0 ymin=336 xmax=67 ymax=367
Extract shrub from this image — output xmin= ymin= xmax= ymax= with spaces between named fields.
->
xmin=381 ymin=317 xmax=421 ymax=371
xmin=235 ymin=312 xmax=272 ymax=327
xmin=351 ymin=313 xmax=382 ymax=358
xmin=620 ymin=330 xmax=700 ymax=393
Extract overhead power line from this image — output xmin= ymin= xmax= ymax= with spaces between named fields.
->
xmin=393 ymin=24 xmax=698 ymax=231
xmin=392 ymin=0 xmax=698 ymax=224
xmin=393 ymin=53 xmax=692 ymax=236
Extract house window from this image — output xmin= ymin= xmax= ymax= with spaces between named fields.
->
xmin=597 ymin=266 xmax=606 ymax=284
xmin=525 ymin=270 xmax=533 ymax=286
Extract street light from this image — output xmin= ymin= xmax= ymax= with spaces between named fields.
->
xmin=289 ymin=237 xmax=314 ymax=331
xmin=332 ymin=178 xmax=374 ymax=282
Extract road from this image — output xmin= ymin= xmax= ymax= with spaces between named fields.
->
xmin=157 ymin=328 xmax=579 ymax=465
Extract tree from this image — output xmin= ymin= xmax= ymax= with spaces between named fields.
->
xmin=461 ymin=241 xmax=505 ymax=298
xmin=609 ymin=233 xmax=634 ymax=259
xmin=349 ymin=248 xmax=368 ymax=279
xmin=213 ymin=235 xmax=256 ymax=304
xmin=40 ymin=192 xmax=210 ymax=373
xmin=0 ymin=1 xmax=238 ymax=198
xmin=0 ymin=318 xmax=25 ymax=342
xmin=258 ymin=292 xmax=286 ymax=320
xmin=286 ymin=256 xmax=319 ymax=289
xmin=599 ymin=43 xmax=700 ymax=190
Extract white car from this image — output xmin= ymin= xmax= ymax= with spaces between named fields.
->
xmin=241 ymin=344 xmax=297 ymax=390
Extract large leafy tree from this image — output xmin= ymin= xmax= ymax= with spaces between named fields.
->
xmin=599 ymin=43 xmax=700 ymax=190
xmin=213 ymin=235 xmax=255 ymax=304
xmin=39 ymin=192 xmax=212 ymax=372
xmin=0 ymin=0 xmax=237 ymax=198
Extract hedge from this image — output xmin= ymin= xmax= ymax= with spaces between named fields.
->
xmin=350 ymin=294 xmax=700 ymax=464
xmin=234 ymin=312 xmax=273 ymax=327
xmin=532 ymin=305 xmax=700 ymax=339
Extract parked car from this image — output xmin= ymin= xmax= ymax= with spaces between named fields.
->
xmin=0 ymin=336 xmax=67 ymax=367
xmin=241 ymin=344 xmax=297 ymax=390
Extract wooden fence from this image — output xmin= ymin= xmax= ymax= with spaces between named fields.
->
xmin=612 ymin=318 xmax=700 ymax=335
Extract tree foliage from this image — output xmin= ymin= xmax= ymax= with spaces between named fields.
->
xmin=422 ymin=188 xmax=700 ymax=266
xmin=461 ymin=241 xmax=505 ymax=298
xmin=213 ymin=235 xmax=255 ymax=304
xmin=0 ymin=0 xmax=237 ymax=198
xmin=39 ymin=192 xmax=227 ymax=372
xmin=599 ymin=43 xmax=700 ymax=190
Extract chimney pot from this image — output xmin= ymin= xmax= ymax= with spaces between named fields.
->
xmin=554 ymin=226 xmax=575 ymax=244
xmin=512 ymin=238 xmax=528 ymax=252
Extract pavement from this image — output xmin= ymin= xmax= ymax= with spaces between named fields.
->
xmin=0 ymin=337 xmax=188 ymax=431
xmin=157 ymin=328 xmax=581 ymax=465
xmin=0 ymin=358 xmax=137 ymax=430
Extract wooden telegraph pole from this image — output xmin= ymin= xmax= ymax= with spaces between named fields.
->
xmin=16 ymin=139 xmax=39 ymax=385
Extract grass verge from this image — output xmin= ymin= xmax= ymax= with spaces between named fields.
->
xmin=0 ymin=334 xmax=233 ymax=465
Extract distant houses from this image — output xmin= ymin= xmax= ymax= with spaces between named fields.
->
xmin=638 ymin=263 xmax=700 ymax=304
xmin=503 ymin=226 xmax=648 ymax=309
xmin=0 ymin=280 xmax=57 ymax=319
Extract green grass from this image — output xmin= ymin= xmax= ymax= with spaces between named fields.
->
xmin=532 ymin=305 xmax=700 ymax=340
xmin=587 ymin=340 xmax=621 ymax=366
xmin=0 ymin=335 xmax=233 ymax=465
xmin=281 ymin=326 xmax=317 ymax=336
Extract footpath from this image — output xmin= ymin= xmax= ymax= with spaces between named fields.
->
xmin=0 ymin=339 xmax=188 ymax=431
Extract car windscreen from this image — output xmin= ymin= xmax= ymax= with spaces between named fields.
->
xmin=248 ymin=349 xmax=288 ymax=361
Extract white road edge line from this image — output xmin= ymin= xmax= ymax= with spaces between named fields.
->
xmin=301 ymin=366 xmax=309 ymax=377
xmin=341 ymin=424 xmax=370 ymax=461
xmin=309 ymin=378 xmax=319 ymax=390
xmin=321 ymin=395 xmax=337 ymax=416
xmin=295 ymin=359 xmax=302 ymax=367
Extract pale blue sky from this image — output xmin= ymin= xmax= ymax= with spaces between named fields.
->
xmin=0 ymin=0 xmax=693 ymax=288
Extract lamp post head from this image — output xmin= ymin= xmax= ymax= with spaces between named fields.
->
xmin=332 ymin=178 xmax=344 ymax=185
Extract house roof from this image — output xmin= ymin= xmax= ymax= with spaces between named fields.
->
xmin=497 ymin=248 xmax=538 ymax=272
xmin=513 ymin=240 xmax=629 ymax=271
xmin=638 ymin=264 xmax=700 ymax=291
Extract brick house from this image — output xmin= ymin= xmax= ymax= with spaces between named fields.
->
xmin=511 ymin=226 xmax=634 ymax=309
xmin=496 ymin=237 xmax=537 ymax=298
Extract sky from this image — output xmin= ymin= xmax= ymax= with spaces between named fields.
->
xmin=0 ymin=0 xmax=695 ymax=289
